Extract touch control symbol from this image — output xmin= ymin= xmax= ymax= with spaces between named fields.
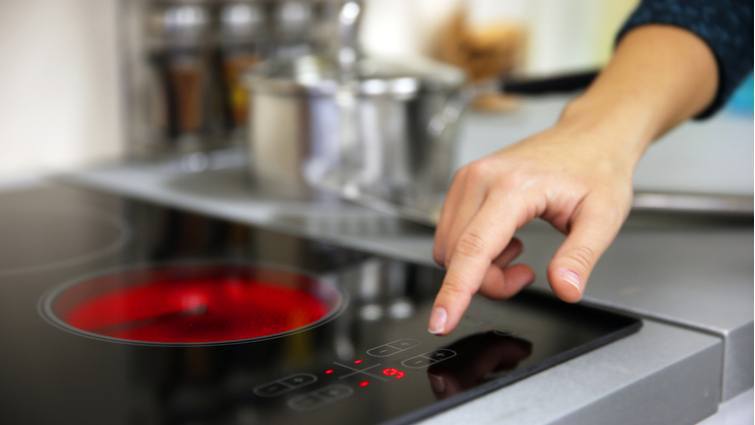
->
xmin=254 ymin=373 xmax=318 ymax=397
xmin=287 ymin=384 xmax=354 ymax=411
xmin=428 ymin=349 xmax=455 ymax=361
xmin=282 ymin=374 xmax=317 ymax=387
xmin=288 ymin=394 xmax=321 ymax=411
xmin=253 ymin=381 xmax=289 ymax=397
xmin=391 ymin=339 xmax=420 ymax=350
xmin=402 ymin=356 xmax=432 ymax=368
xmin=332 ymin=361 xmax=389 ymax=381
xmin=366 ymin=338 xmax=420 ymax=358
xmin=320 ymin=385 xmax=352 ymax=398
xmin=401 ymin=348 xmax=457 ymax=369
xmin=367 ymin=345 xmax=400 ymax=357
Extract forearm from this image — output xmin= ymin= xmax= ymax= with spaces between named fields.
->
xmin=558 ymin=25 xmax=718 ymax=165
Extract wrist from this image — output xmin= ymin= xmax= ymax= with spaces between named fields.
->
xmin=557 ymin=94 xmax=656 ymax=168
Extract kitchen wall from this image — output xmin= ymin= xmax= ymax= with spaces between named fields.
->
xmin=0 ymin=0 xmax=123 ymax=182
xmin=362 ymin=0 xmax=638 ymax=75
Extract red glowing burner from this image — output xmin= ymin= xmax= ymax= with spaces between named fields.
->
xmin=42 ymin=263 xmax=343 ymax=345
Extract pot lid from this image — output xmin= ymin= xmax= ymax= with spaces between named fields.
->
xmin=245 ymin=54 xmax=466 ymax=97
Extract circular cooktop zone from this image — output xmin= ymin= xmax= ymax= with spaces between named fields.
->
xmin=0 ymin=204 xmax=127 ymax=275
xmin=41 ymin=263 xmax=344 ymax=346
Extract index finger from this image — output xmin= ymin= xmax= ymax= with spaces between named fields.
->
xmin=428 ymin=194 xmax=522 ymax=335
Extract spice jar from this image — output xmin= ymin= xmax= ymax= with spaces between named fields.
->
xmin=217 ymin=1 xmax=266 ymax=143
xmin=145 ymin=0 xmax=222 ymax=153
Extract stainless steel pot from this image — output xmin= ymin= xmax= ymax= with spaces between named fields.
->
xmin=244 ymin=54 xmax=466 ymax=199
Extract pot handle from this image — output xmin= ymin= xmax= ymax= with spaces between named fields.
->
xmin=428 ymin=67 xmax=601 ymax=137
xmin=500 ymin=69 xmax=599 ymax=95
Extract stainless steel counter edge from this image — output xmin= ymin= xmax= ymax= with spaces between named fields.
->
xmin=418 ymin=320 xmax=722 ymax=425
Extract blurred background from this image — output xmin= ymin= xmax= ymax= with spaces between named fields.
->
xmin=0 ymin=0 xmax=639 ymax=178
xmin=0 ymin=0 xmax=751 ymax=207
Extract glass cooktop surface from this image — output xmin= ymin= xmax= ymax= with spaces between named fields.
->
xmin=0 ymin=184 xmax=640 ymax=425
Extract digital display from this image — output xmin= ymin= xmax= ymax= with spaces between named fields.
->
xmin=382 ymin=368 xmax=405 ymax=379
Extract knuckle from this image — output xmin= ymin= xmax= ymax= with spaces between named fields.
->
xmin=455 ymin=231 xmax=487 ymax=258
xmin=566 ymin=245 xmax=595 ymax=271
xmin=465 ymin=161 xmax=493 ymax=181
xmin=452 ymin=166 xmax=469 ymax=182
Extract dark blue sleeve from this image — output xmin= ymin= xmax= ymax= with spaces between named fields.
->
xmin=616 ymin=0 xmax=753 ymax=119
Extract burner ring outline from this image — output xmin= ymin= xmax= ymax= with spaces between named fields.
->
xmin=38 ymin=260 xmax=349 ymax=347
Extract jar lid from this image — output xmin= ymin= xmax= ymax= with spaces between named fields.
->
xmin=219 ymin=1 xmax=266 ymax=41
xmin=148 ymin=2 xmax=210 ymax=47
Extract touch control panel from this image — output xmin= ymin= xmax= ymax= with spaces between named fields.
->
xmin=253 ymin=339 xmax=459 ymax=412
xmin=254 ymin=373 xmax=318 ymax=397
xmin=366 ymin=338 xmax=420 ymax=357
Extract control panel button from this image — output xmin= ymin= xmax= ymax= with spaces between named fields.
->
xmin=287 ymin=394 xmax=323 ymax=411
xmin=428 ymin=349 xmax=456 ymax=362
xmin=402 ymin=356 xmax=433 ymax=369
xmin=253 ymin=381 xmax=290 ymax=398
xmin=388 ymin=338 xmax=420 ymax=350
xmin=287 ymin=385 xmax=354 ymax=412
xmin=254 ymin=373 xmax=317 ymax=398
xmin=402 ymin=349 xmax=458 ymax=369
xmin=367 ymin=338 xmax=420 ymax=358
xmin=367 ymin=345 xmax=401 ymax=357
xmin=281 ymin=373 xmax=317 ymax=388
xmin=317 ymin=384 xmax=353 ymax=400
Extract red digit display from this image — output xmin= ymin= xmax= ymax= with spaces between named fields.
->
xmin=382 ymin=367 xmax=405 ymax=380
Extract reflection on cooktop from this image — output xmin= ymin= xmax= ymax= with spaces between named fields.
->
xmin=427 ymin=331 xmax=532 ymax=400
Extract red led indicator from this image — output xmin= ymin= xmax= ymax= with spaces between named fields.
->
xmin=354 ymin=359 xmax=363 ymax=365
xmin=382 ymin=367 xmax=406 ymax=380
xmin=324 ymin=369 xmax=334 ymax=375
xmin=359 ymin=380 xmax=370 ymax=387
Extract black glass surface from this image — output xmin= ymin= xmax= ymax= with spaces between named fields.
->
xmin=0 ymin=184 xmax=641 ymax=425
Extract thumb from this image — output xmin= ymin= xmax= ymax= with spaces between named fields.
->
xmin=547 ymin=200 xmax=626 ymax=302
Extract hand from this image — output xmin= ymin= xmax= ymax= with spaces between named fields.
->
xmin=428 ymin=120 xmax=636 ymax=335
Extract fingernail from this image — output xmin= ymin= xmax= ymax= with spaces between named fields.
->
xmin=428 ymin=307 xmax=447 ymax=335
xmin=558 ymin=268 xmax=582 ymax=292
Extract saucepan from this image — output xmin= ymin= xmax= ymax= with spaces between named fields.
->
xmin=243 ymin=0 xmax=470 ymax=205
xmin=244 ymin=52 xmax=467 ymax=201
